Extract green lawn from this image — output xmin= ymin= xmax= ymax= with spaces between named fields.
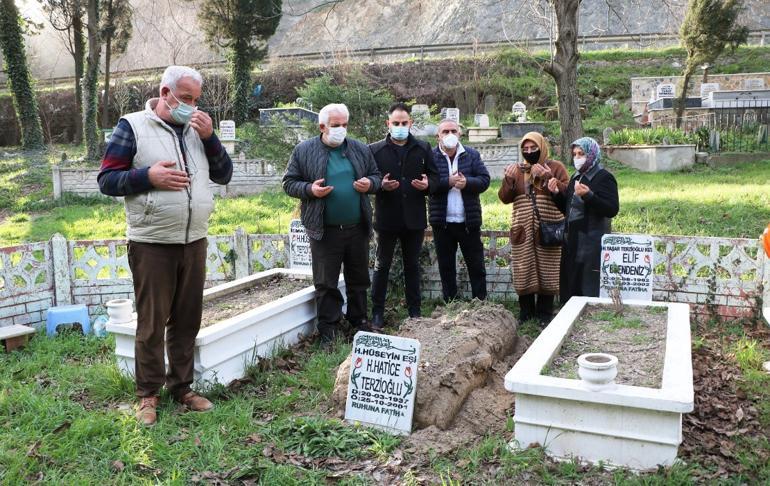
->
xmin=0 ymin=154 xmax=768 ymax=246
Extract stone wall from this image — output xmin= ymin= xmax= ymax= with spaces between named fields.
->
xmin=1 ymin=230 xmax=766 ymax=329
xmin=631 ymin=72 xmax=770 ymax=115
xmin=53 ymin=146 xmax=519 ymax=199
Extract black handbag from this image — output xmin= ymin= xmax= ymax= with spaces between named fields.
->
xmin=528 ymin=185 xmax=566 ymax=247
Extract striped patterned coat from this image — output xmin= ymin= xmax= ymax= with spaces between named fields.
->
xmin=498 ymin=160 xmax=569 ymax=295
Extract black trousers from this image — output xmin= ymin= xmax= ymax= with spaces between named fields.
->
xmin=310 ymin=224 xmax=370 ymax=334
xmin=432 ymin=223 xmax=487 ymax=302
xmin=371 ymin=228 xmax=425 ymax=317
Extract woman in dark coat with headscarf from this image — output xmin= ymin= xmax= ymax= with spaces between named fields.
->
xmin=548 ymin=137 xmax=619 ymax=303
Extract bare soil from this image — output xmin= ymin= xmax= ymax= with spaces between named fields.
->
xmin=332 ymin=301 xmax=531 ymax=454
xmin=200 ymin=275 xmax=310 ymax=328
xmin=546 ymin=303 xmax=667 ymax=388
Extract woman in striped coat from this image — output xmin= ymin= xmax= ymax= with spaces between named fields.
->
xmin=498 ymin=132 xmax=569 ymax=324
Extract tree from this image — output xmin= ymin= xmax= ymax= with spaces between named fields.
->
xmin=542 ymin=0 xmax=583 ymax=162
xmin=0 ymin=0 xmax=45 ymax=149
xmin=82 ymin=0 xmax=101 ymax=160
xmin=198 ymin=0 xmax=282 ymax=124
xmin=676 ymin=0 xmax=748 ymax=127
xmin=41 ymin=0 xmax=86 ymax=143
xmin=99 ymin=0 xmax=132 ymax=128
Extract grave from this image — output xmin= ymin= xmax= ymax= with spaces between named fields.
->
xmin=602 ymin=127 xmax=615 ymax=146
xmin=468 ymin=114 xmax=498 ymax=143
xmin=440 ymin=108 xmax=460 ymax=123
xmin=410 ymin=104 xmax=436 ymax=136
xmin=0 ymin=325 xmax=35 ymax=352
xmin=500 ymin=102 xmax=544 ymax=140
xmin=289 ymin=219 xmax=311 ymax=270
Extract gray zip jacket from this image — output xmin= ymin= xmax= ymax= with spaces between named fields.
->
xmin=282 ymin=135 xmax=382 ymax=240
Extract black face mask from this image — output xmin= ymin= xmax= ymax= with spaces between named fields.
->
xmin=522 ymin=150 xmax=541 ymax=164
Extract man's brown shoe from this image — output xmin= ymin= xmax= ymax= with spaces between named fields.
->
xmin=179 ymin=392 xmax=214 ymax=412
xmin=136 ymin=396 xmax=159 ymax=426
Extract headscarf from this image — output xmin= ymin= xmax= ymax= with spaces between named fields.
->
xmin=570 ymin=136 xmax=601 ymax=173
xmin=519 ymin=132 xmax=550 ymax=187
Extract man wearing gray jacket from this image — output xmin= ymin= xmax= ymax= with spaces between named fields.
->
xmin=282 ymin=103 xmax=381 ymax=343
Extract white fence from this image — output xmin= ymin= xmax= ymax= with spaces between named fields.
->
xmin=51 ymin=145 xmax=519 ymax=199
xmin=1 ymin=230 xmax=767 ymax=329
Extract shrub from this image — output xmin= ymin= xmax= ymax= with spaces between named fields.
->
xmin=608 ymin=127 xmax=695 ymax=146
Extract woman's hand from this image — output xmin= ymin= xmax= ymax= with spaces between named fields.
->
xmin=547 ymin=177 xmax=560 ymax=194
xmin=574 ymin=180 xmax=590 ymax=197
xmin=531 ymin=163 xmax=552 ymax=179
xmin=503 ymin=164 xmax=516 ymax=180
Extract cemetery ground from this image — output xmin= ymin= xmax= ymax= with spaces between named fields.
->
xmin=0 ymin=148 xmax=769 ymax=483
xmin=0 ymin=300 xmax=768 ymax=484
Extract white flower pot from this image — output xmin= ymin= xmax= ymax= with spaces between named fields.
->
xmin=106 ymin=299 xmax=134 ymax=324
xmin=577 ymin=353 xmax=618 ymax=391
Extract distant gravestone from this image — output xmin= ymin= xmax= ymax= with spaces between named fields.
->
xmin=345 ymin=331 xmax=421 ymax=435
xmin=700 ymin=83 xmax=721 ymax=99
xmin=478 ymin=114 xmax=490 ymax=128
xmin=604 ymin=98 xmax=619 ymax=106
xmin=603 ymin=127 xmax=615 ymax=145
xmin=656 ymin=83 xmax=676 ymax=99
xmin=442 ymin=108 xmax=460 ymax=123
xmin=599 ymin=234 xmax=655 ymax=301
xmin=474 ymin=114 xmax=484 ymax=125
xmin=512 ymin=102 xmax=527 ymax=122
xmin=484 ymin=95 xmax=497 ymax=114
xmin=289 ymin=219 xmax=311 ymax=270
xmin=743 ymin=78 xmax=766 ymax=90
xmin=411 ymin=104 xmax=430 ymax=118
xmin=219 ymin=120 xmax=236 ymax=141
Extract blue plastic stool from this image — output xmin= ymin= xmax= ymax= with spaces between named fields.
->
xmin=46 ymin=304 xmax=91 ymax=336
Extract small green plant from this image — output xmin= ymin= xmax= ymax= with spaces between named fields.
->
xmin=733 ymin=337 xmax=765 ymax=371
xmin=608 ymin=127 xmax=695 ymax=146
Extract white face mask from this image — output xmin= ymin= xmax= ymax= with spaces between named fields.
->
xmin=442 ymin=134 xmax=459 ymax=150
xmin=573 ymin=156 xmax=587 ymax=171
xmin=325 ymin=126 xmax=347 ymax=146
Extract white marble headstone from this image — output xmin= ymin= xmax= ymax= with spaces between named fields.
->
xmin=443 ymin=108 xmax=460 ymax=123
xmin=345 ymin=331 xmax=421 ymax=435
xmin=599 ymin=234 xmax=655 ymax=301
xmin=289 ymin=219 xmax=311 ymax=270
xmin=219 ymin=120 xmax=236 ymax=141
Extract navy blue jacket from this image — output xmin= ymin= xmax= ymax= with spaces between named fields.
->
xmin=428 ymin=145 xmax=490 ymax=229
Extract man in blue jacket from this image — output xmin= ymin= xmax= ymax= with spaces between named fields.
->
xmin=428 ymin=119 xmax=490 ymax=302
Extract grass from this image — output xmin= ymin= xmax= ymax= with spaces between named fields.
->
xmin=1 ymin=152 xmax=767 ymax=246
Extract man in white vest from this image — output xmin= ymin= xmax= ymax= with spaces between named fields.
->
xmin=98 ymin=65 xmax=233 ymax=426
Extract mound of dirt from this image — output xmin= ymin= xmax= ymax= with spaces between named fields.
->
xmin=332 ymin=301 xmax=530 ymax=453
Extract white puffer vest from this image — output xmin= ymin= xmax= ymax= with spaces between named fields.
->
xmin=122 ymin=99 xmax=214 ymax=244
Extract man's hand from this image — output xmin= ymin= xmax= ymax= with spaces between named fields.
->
xmin=411 ymin=173 xmax=429 ymax=191
xmin=574 ymin=180 xmax=590 ymax=197
xmin=547 ymin=177 xmax=560 ymax=194
xmin=448 ymin=172 xmax=461 ymax=187
xmin=311 ymin=178 xmax=334 ymax=198
xmin=148 ymin=160 xmax=189 ymax=190
xmin=190 ymin=110 xmax=214 ymax=139
xmin=353 ymin=177 xmax=371 ymax=193
xmin=454 ymin=172 xmax=467 ymax=190
xmin=382 ymin=173 xmax=400 ymax=191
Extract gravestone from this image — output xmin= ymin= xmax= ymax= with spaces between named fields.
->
xmin=411 ymin=104 xmax=433 ymax=136
xmin=411 ymin=104 xmax=430 ymax=119
xmin=656 ymin=83 xmax=676 ymax=99
xmin=474 ymin=114 xmax=490 ymax=127
xmin=474 ymin=114 xmax=484 ymax=125
xmin=512 ymin=102 xmax=527 ymax=122
xmin=441 ymin=108 xmax=460 ymax=123
xmin=603 ymin=127 xmax=615 ymax=145
xmin=700 ymin=83 xmax=721 ymax=99
xmin=289 ymin=219 xmax=311 ymax=270
xmin=599 ymin=234 xmax=655 ymax=301
xmin=484 ymin=95 xmax=497 ymax=114
xmin=219 ymin=120 xmax=236 ymax=141
xmin=345 ymin=331 xmax=421 ymax=435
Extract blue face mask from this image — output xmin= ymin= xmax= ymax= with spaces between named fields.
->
xmin=390 ymin=125 xmax=410 ymax=141
xmin=165 ymin=90 xmax=196 ymax=124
